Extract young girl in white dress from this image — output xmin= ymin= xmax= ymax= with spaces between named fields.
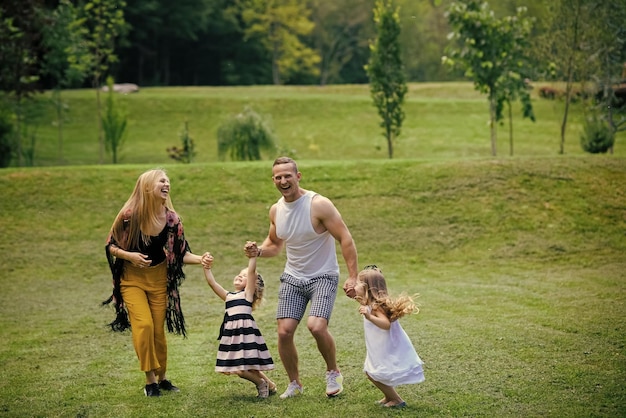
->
xmin=354 ymin=265 xmax=425 ymax=408
xmin=202 ymin=243 xmax=276 ymax=398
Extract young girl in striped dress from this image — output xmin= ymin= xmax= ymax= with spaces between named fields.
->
xmin=202 ymin=243 xmax=276 ymax=398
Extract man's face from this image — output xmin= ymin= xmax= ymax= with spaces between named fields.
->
xmin=272 ymin=163 xmax=301 ymax=201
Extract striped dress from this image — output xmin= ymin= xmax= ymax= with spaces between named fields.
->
xmin=215 ymin=290 xmax=274 ymax=373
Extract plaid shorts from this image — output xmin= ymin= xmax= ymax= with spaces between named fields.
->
xmin=276 ymin=272 xmax=339 ymax=322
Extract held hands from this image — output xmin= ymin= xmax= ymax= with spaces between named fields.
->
xmin=201 ymin=252 xmax=214 ymax=270
xmin=343 ymin=278 xmax=357 ymax=299
xmin=244 ymin=241 xmax=258 ymax=258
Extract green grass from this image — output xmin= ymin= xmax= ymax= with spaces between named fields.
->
xmin=0 ymin=156 xmax=624 ymax=417
xmin=26 ymin=82 xmax=626 ymax=167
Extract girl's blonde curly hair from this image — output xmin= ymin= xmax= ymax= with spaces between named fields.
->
xmin=251 ymin=273 xmax=265 ymax=311
xmin=357 ymin=267 xmax=419 ymax=321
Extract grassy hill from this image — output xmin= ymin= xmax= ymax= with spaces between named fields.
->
xmin=21 ymin=82 xmax=626 ymax=167
xmin=0 ymin=156 xmax=624 ymax=417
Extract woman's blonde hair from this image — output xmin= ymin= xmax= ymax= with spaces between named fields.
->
xmin=357 ymin=268 xmax=418 ymax=321
xmin=110 ymin=169 xmax=175 ymax=250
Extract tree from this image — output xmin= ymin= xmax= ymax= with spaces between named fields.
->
xmin=585 ymin=0 xmax=626 ymax=152
xmin=0 ymin=0 xmax=44 ymax=167
xmin=366 ymin=0 xmax=407 ymax=159
xmin=396 ymin=0 xmax=454 ymax=82
xmin=68 ymin=0 xmax=127 ymax=164
xmin=444 ymin=0 xmax=534 ymax=156
xmin=535 ymin=0 xmax=626 ymax=154
xmin=40 ymin=0 xmax=87 ymax=164
xmin=241 ymin=0 xmax=320 ymax=85
xmin=539 ymin=0 xmax=592 ymax=154
xmin=102 ymin=76 xmax=127 ymax=164
xmin=309 ymin=0 xmax=373 ymax=85
xmin=494 ymin=8 xmax=536 ymax=156
xmin=497 ymin=75 xmax=535 ymax=156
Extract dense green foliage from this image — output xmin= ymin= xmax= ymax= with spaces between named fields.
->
xmin=0 ymin=157 xmax=624 ymax=417
xmin=580 ymin=112 xmax=615 ymax=153
xmin=7 ymin=0 xmax=625 ymax=88
xmin=538 ymin=0 xmax=626 ymax=153
xmin=217 ymin=106 xmax=277 ymax=161
xmin=241 ymin=0 xmax=320 ymax=85
xmin=445 ymin=1 xmax=536 ymax=156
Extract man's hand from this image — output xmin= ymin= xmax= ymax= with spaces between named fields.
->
xmin=343 ymin=278 xmax=356 ymax=298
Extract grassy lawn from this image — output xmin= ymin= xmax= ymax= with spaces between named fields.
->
xmin=0 ymin=155 xmax=624 ymax=417
xmin=25 ymin=82 xmax=626 ymax=167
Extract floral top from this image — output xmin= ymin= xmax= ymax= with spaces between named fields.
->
xmin=103 ymin=208 xmax=190 ymax=336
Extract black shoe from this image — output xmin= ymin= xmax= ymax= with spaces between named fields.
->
xmin=144 ymin=383 xmax=161 ymax=397
xmin=158 ymin=379 xmax=180 ymax=392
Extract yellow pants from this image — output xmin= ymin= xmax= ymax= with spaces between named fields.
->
xmin=121 ymin=261 xmax=168 ymax=374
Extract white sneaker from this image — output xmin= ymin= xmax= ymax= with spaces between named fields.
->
xmin=279 ymin=380 xmax=303 ymax=399
xmin=325 ymin=370 xmax=344 ymax=397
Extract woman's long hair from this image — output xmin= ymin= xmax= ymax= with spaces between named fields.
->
xmin=110 ymin=169 xmax=175 ymax=250
xmin=357 ymin=269 xmax=418 ymax=321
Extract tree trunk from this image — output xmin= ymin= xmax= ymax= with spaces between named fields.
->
xmin=55 ymin=89 xmax=64 ymax=164
xmin=508 ymin=100 xmax=513 ymax=156
xmin=16 ymin=97 xmax=23 ymax=167
xmin=95 ymin=77 xmax=104 ymax=164
xmin=560 ymin=0 xmax=581 ymax=155
xmin=561 ymin=62 xmax=574 ymax=155
xmin=489 ymin=89 xmax=497 ymax=156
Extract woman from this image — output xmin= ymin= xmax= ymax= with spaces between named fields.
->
xmin=103 ymin=168 xmax=210 ymax=397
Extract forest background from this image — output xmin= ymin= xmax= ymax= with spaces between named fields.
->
xmin=4 ymin=0 xmax=617 ymax=88
xmin=2 ymin=0 xmax=625 ymax=168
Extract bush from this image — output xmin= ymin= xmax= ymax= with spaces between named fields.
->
xmin=167 ymin=120 xmax=196 ymax=163
xmin=580 ymin=113 xmax=614 ymax=154
xmin=217 ymin=106 xmax=276 ymax=161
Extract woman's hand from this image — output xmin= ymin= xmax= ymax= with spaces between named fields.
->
xmin=131 ymin=252 xmax=151 ymax=268
xmin=201 ymin=252 xmax=214 ymax=269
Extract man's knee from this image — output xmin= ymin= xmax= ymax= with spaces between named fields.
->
xmin=277 ymin=319 xmax=298 ymax=340
xmin=306 ymin=317 xmax=329 ymax=336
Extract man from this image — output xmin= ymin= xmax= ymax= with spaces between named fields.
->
xmin=246 ymin=157 xmax=358 ymax=399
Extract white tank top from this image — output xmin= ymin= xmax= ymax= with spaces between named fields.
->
xmin=275 ymin=190 xmax=339 ymax=279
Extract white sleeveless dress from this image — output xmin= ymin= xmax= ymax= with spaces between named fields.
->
xmin=362 ymin=306 xmax=425 ymax=386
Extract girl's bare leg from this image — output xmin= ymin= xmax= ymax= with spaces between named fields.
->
xmin=236 ymin=370 xmax=271 ymax=398
xmin=366 ymin=373 xmax=404 ymax=406
xmin=259 ymin=371 xmax=276 ymax=392
xmin=236 ymin=370 xmax=264 ymax=386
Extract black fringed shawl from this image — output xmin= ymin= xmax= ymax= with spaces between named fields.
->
xmin=103 ymin=209 xmax=190 ymax=337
